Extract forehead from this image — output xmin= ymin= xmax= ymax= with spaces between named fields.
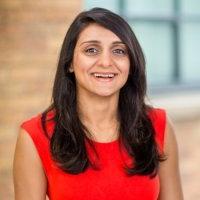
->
xmin=76 ymin=23 xmax=122 ymax=44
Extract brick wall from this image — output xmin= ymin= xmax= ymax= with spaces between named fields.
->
xmin=0 ymin=1 xmax=82 ymax=199
xmin=0 ymin=0 xmax=83 ymax=126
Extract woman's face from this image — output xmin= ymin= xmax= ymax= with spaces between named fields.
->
xmin=71 ymin=23 xmax=130 ymax=98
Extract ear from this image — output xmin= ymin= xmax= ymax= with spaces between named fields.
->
xmin=69 ymin=64 xmax=74 ymax=73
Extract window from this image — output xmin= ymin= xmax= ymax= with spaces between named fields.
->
xmin=85 ymin=0 xmax=200 ymax=90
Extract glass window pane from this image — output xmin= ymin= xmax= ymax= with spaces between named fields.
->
xmin=84 ymin=0 xmax=119 ymax=13
xmin=125 ymin=0 xmax=174 ymax=16
xmin=180 ymin=0 xmax=200 ymax=15
xmin=131 ymin=22 xmax=174 ymax=85
xmin=180 ymin=23 xmax=200 ymax=83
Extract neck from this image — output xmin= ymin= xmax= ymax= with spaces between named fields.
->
xmin=77 ymin=93 xmax=120 ymax=142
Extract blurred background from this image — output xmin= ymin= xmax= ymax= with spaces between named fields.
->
xmin=0 ymin=0 xmax=199 ymax=199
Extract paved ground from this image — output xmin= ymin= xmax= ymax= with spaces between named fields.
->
xmin=0 ymin=118 xmax=200 ymax=199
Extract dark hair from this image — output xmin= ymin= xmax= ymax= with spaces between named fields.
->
xmin=41 ymin=7 xmax=165 ymax=177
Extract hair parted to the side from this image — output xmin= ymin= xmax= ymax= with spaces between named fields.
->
xmin=41 ymin=7 xmax=166 ymax=177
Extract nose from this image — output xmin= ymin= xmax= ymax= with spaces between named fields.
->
xmin=97 ymin=50 xmax=113 ymax=68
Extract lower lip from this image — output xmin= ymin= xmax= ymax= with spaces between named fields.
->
xmin=91 ymin=75 xmax=116 ymax=82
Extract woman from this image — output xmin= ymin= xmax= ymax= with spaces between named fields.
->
xmin=13 ymin=7 xmax=183 ymax=200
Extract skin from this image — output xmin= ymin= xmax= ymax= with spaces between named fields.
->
xmin=158 ymin=118 xmax=184 ymax=200
xmin=13 ymin=129 xmax=47 ymax=200
xmin=13 ymin=23 xmax=184 ymax=199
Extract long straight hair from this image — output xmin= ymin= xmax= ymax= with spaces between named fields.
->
xmin=41 ymin=7 xmax=165 ymax=177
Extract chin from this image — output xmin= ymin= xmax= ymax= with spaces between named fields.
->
xmin=94 ymin=90 xmax=119 ymax=97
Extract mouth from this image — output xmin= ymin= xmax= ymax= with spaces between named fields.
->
xmin=91 ymin=72 xmax=118 ymax=82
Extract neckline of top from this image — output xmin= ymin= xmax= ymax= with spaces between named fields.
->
xmin=88 ymin=138 xmax=119 ymax=145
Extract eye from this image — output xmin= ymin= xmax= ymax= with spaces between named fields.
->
xmin=113 ymin=48 xmax=127 ymax=55
xmin=84 ymin=48 xmax=99 ymax=55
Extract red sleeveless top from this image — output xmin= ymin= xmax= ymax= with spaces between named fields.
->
xmin=20 ymin=108 xmax=166 ymax=200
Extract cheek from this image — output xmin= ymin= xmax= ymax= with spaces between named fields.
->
xmin=122 ymin=62 xmax=130 ymax=83
xmin=126 ymin=60 xmax=131 ymax=74
xmin=73 ymin=55 xmax=95 ymax=73
xmin=121 ymin=60 xmax=130 ymax=76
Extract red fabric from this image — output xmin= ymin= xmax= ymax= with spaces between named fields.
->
xmin=20 ymin=108 xmax=166 ymax=200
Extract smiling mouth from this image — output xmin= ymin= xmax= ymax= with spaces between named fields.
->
xmin=91 ymin=72 xmax=118 ymax=82
xmin=91 ymin=72 xmax=118 ymax=78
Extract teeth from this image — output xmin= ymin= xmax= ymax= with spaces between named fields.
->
xmin=93 ymin=73 xmax=115 ymax=78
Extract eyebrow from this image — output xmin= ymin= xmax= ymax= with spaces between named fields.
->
xmin=80 ymin=40 xmax=126 ymax=46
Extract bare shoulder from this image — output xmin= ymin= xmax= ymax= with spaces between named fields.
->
xmin=164 ymin=116 xmax=178 ymax=155
xmin=13 ymin=128 xmax=47 ymax=200
xmin=158 ymin=115 xmax=184 ymax=200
